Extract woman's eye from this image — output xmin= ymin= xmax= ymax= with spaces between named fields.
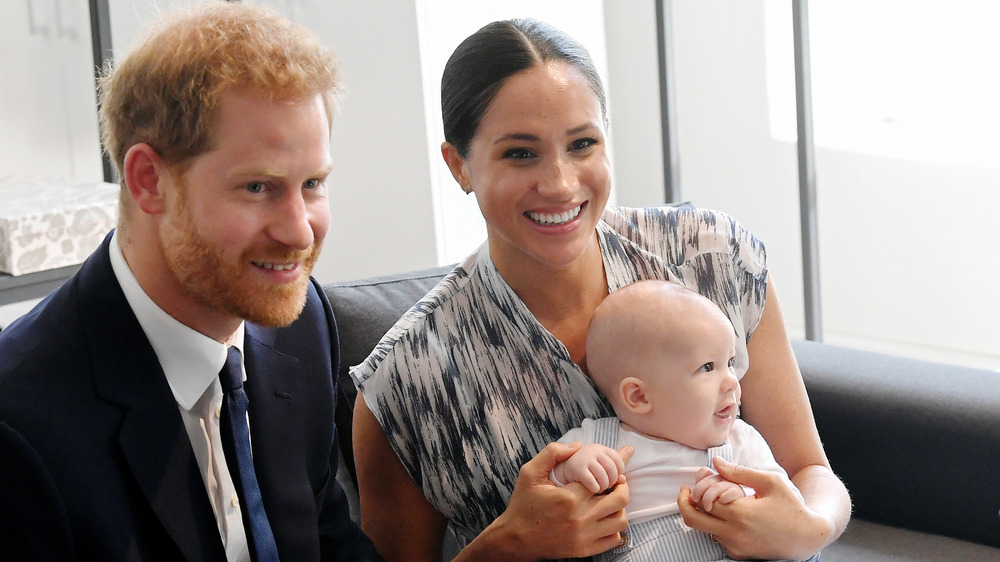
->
xmin=246 ymin=182 xmax=266 ymax=194
xmin=503 ymin=148 xmax=535 ymax=160
xmin=699 ymin=362 xmax=715 ymax=373
xmin=570 ymin=138 xmax=598 ymax=151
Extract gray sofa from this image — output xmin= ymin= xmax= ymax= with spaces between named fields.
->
xmin=325 ymin=266 xmax=1000 ymax=561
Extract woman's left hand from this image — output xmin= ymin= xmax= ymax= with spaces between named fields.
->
xmin=677 ymin=457 xmax=833 ymax=560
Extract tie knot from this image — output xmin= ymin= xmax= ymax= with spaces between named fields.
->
xmin=219 ymin=347 xmax=243 ymax=392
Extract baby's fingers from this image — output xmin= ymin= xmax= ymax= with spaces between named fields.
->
xmin=580 ymin=469 xmax=605 ymax=494
xmin=595 ymin=456 xmax=623 ymax=491
xmin=716 ymin=484 xmax=746 ymax=505
xmin=690 ymin=472 xmax=724 ymax=504
xmin=699 ymin=482 xmax=725 ymax=511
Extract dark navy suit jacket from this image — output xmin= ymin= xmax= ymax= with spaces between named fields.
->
xmin=0 ymin=233 xmax=382 ymax=561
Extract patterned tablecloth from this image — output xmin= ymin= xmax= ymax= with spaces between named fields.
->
xmin=0 ymin=176 xmax=118 ymax=276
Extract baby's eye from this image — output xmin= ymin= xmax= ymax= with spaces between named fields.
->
xmin=699 ymin=362 xmax=715 ymax=373
xmin=246 ymin=182 xmax=266 ymax=194
xmin=727 ymin=357 xmax=736 ymax=368
xmin=503 ymin=148 xmax=535 ymax=160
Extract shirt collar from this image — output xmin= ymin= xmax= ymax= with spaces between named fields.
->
xmin=109 ymin=230 xmax=245 ymax=410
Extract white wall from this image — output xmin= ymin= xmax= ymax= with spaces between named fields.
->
xmin=664 ymin=0 xmax=1000 ymax=370
xmin=107 ymin=1 xmax=614 ymax=282
xmin=667 ymin=0 xmax=808 ymax=340
xmin=293 ymin=1 xmax=440 ymax=283
xmin=0 ymin=0 xmax=102 ymax=182
xmin=106 ymin=0 xmax=440 ymax=284
xmin=602 ymin=1 xmax=667 ymax=208
xmin=4 ymin=0 xmax=996 ymax=370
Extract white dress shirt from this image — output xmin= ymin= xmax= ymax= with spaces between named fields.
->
xmin=109 ymin=231 xmax=250 ymax=562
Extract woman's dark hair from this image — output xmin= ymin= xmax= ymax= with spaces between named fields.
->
xmin=441 ymin=18 xmax=607 ymax=158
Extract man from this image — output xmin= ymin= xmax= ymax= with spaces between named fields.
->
xmin=0 ymin=4 xmax=382 ymax=560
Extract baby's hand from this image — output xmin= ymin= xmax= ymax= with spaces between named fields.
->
xmin=550 ymin=443 xmax=626 ymax=494
xmin=689 ymin=465 xmax=746 ymax=512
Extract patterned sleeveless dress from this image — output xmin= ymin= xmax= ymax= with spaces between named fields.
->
xmin=351 ymin=205 xmax=768 ymax=547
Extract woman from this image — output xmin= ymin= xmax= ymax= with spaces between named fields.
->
xmin=352 ymin=18 xmax=849 ymax=561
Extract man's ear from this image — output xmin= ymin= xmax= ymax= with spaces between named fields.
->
xmin=122 ymin=143 xmax=169 ymax=215
xmin=441 ymin=142 xmax=471 ymax=193
xmin=618 ymin=377 xmax=651 ymax=414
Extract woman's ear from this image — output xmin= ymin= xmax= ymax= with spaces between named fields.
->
xmin=618 ymin=377 xmax=651 ymax=414
xmin=122 ymin=143 xmax=169 ymax=215
xmin=441 ymin=142 xmax=471 ymax=193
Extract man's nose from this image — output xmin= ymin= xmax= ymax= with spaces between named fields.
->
xmin=270 ymin=191 xmax=315 ymax=250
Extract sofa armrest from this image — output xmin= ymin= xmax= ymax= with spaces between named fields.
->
xmin=793 ymin=339 xmax=1000 ymax=548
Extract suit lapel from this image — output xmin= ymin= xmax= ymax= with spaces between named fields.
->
xmin=242 ymin=323 xmax=307 ymax=550
xmin=81 ymin=234 xmax=225 ymax=560
xmin=243 ymin=323 xmax=302 ymax=444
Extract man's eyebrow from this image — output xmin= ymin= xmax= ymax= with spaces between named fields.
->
xmin=232 ymin=168 xmax=283 ymax=179
xmin=232 ymin=165 xmax=334 ymax=179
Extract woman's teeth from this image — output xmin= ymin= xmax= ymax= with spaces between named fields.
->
xmin=526 ymin=204 xmax=582 ymax=225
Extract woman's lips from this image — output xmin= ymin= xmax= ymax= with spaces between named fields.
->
xmin=525 ymin=202 xmax=584 ymax=226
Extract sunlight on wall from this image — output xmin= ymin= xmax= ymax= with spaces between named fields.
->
xmin=765 ymin=0 xmax=1000 ymax=171
xmin=760 ymin=0 xmax=1000 ymax=369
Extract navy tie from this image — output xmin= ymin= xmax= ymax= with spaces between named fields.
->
xmin=219 ymin=347 xmax=280 ymax=562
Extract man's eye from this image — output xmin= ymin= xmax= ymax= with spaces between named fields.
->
xmin=304 ymin=179 xmax=320 ymax=189
xmin=699 ymin=362 xmax=715 ymax=373
xmin=503 ymin=148 xmax=534 ymax=160
xmin=246 ymin=182 xmax=266 ymax=193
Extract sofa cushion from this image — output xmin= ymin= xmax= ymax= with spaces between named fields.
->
xmin=324 ymin=265 xmax=1000 ymax=559
xmin=326 ymin=264 xmax=455 ymax=391
xmin=324 ymin=265 xmax=455 ymax=479
xmin=822 ymin=518 xmax=1000 ymax=561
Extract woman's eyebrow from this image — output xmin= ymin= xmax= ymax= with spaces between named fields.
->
xmin=493 ymin=133 xmax=540 ymax=145
xmin=492 ymin=124 xmax=599 ymax=145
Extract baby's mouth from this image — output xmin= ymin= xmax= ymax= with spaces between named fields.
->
xmin=715 ymin=403 xmax=738 ymax=421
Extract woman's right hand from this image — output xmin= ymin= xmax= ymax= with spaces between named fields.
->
xmin=458 ymin=442 xmax=633 ymax=562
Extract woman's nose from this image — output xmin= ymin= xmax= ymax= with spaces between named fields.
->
xmin=537 ymin=158 xmax=578 ymax=199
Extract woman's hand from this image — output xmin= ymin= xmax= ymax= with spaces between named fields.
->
xmin=460 ymin=442 xmax=634 ymax=562
xmin=702 ymin=277 xmax=849 ymax=559
xmin=678 ymin=457 xmax=833 ymax=560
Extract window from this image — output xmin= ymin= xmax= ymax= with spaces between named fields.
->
xmin=677 ymin=0 xmax=999 ymax=370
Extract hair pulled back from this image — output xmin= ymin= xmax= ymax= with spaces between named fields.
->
xmin=441 ymin=18 xmax=607 ymax=158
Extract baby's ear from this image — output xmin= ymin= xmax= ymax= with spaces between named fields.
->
xmin=619 ymin=377 xmax=651 ymax=414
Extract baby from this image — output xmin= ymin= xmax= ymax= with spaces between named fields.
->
xmin=551 ymin=280 xmax=808 ymax=561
